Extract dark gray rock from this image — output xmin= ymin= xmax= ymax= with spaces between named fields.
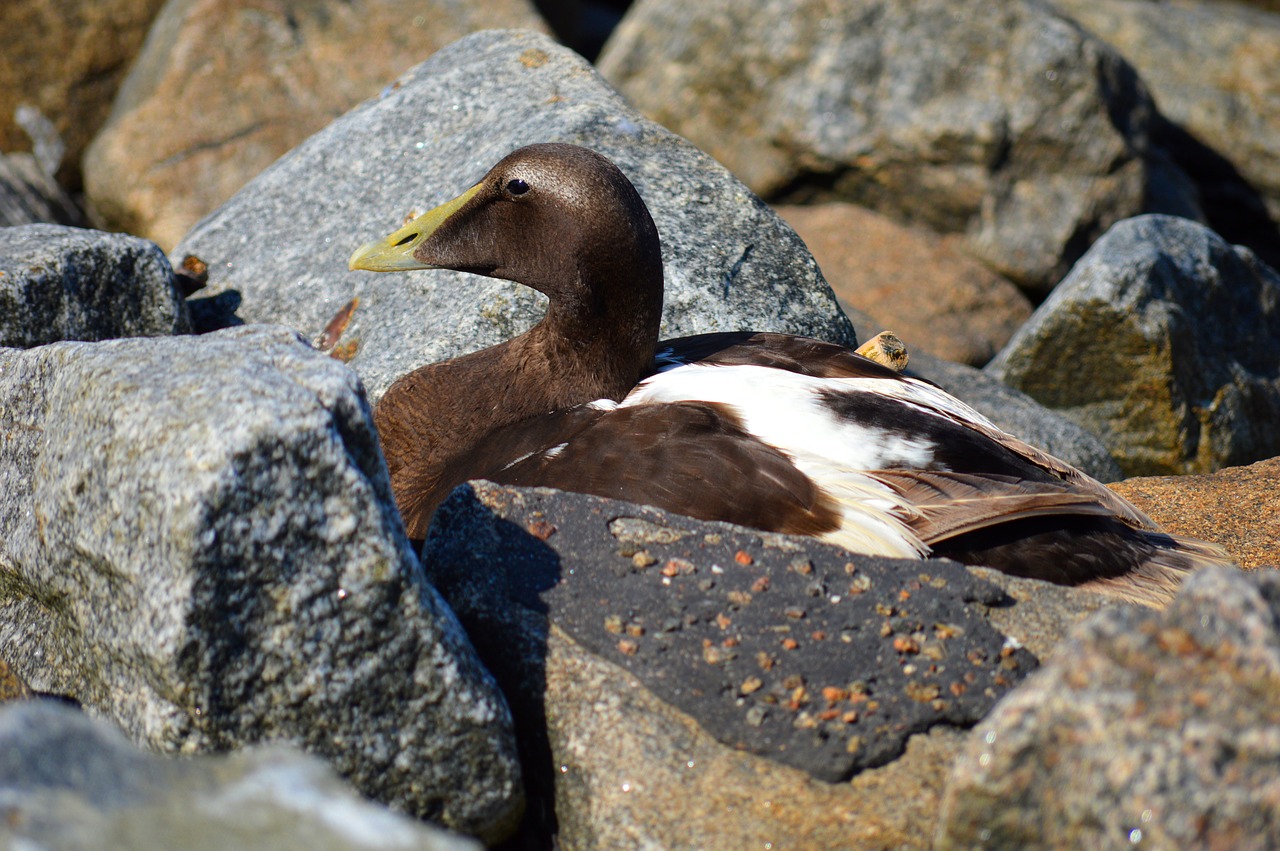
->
xmin=987 ymin=215 xmax=1280 ymax=477
xmin=0 ymin=699 xmax=482 ymax=851
xmin=422 ymin=481 xmax=1041 ymax=846
xmin=598 ymin=0 xmax=1201 ymax=295
xmin=936 ymin=566 xmax=1280 ymax=849
xmin=908 ymin=351 xmax=1124 ymax=482
xmin=0 ymin=326 xmax=521 ymax=841
xmin=0 ymin=223 xmax=190 ymax=346
xmin=175 ymin=29 xmax=857 ymax=404
xmin=0 ymin=152 xmax=89 ymax=227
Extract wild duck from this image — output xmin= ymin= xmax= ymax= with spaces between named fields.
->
xmin=349 ymin=142 xmax=1232 ymax=606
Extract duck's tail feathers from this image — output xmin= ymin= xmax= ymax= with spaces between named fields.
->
xmin=1077 ymin=531 xmax=1237 ymax=608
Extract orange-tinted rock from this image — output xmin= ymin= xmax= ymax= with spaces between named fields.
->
xmin=1109 ymin=456 xmax=1280 ymax=568
xmin=776 ymin=203 xmax=1032 ymax=365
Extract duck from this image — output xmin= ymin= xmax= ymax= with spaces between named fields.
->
xmin=348 ymin=142 xmax=1232 ymax=607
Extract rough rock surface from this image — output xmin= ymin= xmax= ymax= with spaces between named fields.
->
xmin=1110 ymin=456 xmax=1280 ymax=569
xmin=84 ymin=0 xmax=550 ymax=250
xmin=598 ymin=0 xmax=1200 ymax=294
xmin=907 ymin=351 xmax=1124 ymax=483
xmin=0 ymin=0 xmax=167 ymax=187
xmin=936 ymin=566 xmax=1280 ymax=849
xmin=775 ymin=202 xmax=1032 ymax=365
xmin=422 ymin=482 xmax=1044 ymax=847
xmin=175 ymin=29 xmax=858 ymax=403
xmin=1053 ymin=0 xmax=1280 ymax=269
xmin=0 ymin=699 xmax=482 ymax=851
xmin=988 ymin=215 xmax=1280 ymax=477
xmin=0 ymin=223 xmax=191 ymax=346
xmin=0 ymin=153 xmax=91 ymax=228
xmin=0 ymin=326 xmax=521 ymax=840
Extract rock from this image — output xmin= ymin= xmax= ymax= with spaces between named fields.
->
xmin=0 ymin=224 xmax=191 ymax=346
xmin=1052 ymin=0 xmax=1280 ymax=271
xmin=936 ymin=566 xmax=1280 ymax=849
xmin=0 ymin=0 xmax=167 ymax=188
xmin=598 ymin=0 xmax=1201 ymax=294
xmin=84 ymin=0 xmax=550 ymax=251
xmin=1109 ymin=457 xmax=1280 ymax=569
xmin=0 ymin=326 xmax=522 ymax=841
xmin=174 ymin=29 xmax=857 ymax=404
xmin=422 ymin=481 xmax=1044 ymax=847
xmin=0 ymin=699 xmax=482 ymax=851
xmin=907 ymin=351 xmax=1124 ymax=483
xmin=0 ymin=153 xmax=91 ymax=228
xmin=775 ymin=202 xmax=1032 ymax=365
xmin=0 ymin=657 xmax=33 ymax=703
xmin=987 ymin=215 xmax=1280 ymax=477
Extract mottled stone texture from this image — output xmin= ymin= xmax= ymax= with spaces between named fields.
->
xmin=988 ymin=215 xmax=1280 ymax=477
xmin=937 ymin=567 xmax=1280 ymax=849
xmin=84 ymin=0 xmax=550 ymax=249
xmin=175 ymin=29 xmax=857 ymax=403
xmin=0 ymin=700 xmax=482 ymax=851
xmin=0 ymin=327 xmax=521 ymax=840
xmin=0 ymin=224 xmax=190 ymax=346
xmin=599 ymin=0 xmax=1200 ymax=294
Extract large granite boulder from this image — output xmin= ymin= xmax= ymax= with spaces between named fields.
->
xmin=174 ymin=28 xmax=858 ymax=404
xmin=0 ymin=326 xmax=522 ymax=841
xmin=0 ymin=699 xmax=481 ymax=851
xmin=0 ymin=224 xmax=190 ymax=346
xmin=416 ymin=481 xmax=1124 ymax=848
xmin=0 ymin=0 xmax=167 ymax=187
xmin=988 ymin=215 xmax=1280 ymax=477
xmin=597 ymin=0 xmax=1201 ymax=295
xmin=1052 ymin=0 xmax=1280 ymax=270
xmin=937 ymin=566 xmax=1280 ymax=848
xmin=84 ymin=0 xmax=550 ymax=250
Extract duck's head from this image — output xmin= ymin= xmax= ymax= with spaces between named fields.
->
xmin=349 ymin=143 xmax=664 ymax=330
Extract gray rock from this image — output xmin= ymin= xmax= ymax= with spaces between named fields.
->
xmin=0 ymin=223 xmax=190 ymax=346
xmin=1051 ymin=0 xmax=1280 ymax=271
xmin=0 ymin=153 xmax=89 ymax=227
xmin=0 ymin=699 xmax=482 ymax=851
xmin=0 ymin=326 xmax=521 ymax=841
xmin=908 ymin=351 xmax=1124 ymax=482
xmin=84 ymin=0 xmax=550 ymax=249
xmin=987 ymin=215 xmax=1280 ymax=477
xmin=422 ymin=481 xmax=1045 ymax=847
xmin=598 ymin=0 xmax=1201 ymax=295
xmin=175 ymin=29 xmax=857 ymax=404
xmin=936 ymin=566 xmax=1280 ymax=849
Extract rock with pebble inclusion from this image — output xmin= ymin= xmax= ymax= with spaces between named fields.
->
xmin=0 ymin=699 xmax=482 ymax=851
xmin=175 ymin=29 xmax=856 ymax=404
xmin=0 ymin=326 xmax=521 ymax=841
xmin=936 ymin=566 xmax=1280 ymax=848
xmin=0 ymin=224 xmax=191 ymax=346
xmin=598 ymin=0 xmax=1201 ymax=295
xmin=988 ymin=215 xmax=1280 ymax=477
xmin=423 ymin=481 xmax=1037 ymax=847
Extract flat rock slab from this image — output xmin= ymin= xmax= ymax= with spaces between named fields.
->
xmin=425 ymin=482 xmax=1035 ymax=783
xmin=176 ymin=28 xmax=856 ymax=403
xmin=0 ymin=699 xmax=481 ymax=851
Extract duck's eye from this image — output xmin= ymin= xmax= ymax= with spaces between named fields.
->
xmin=506 ymin=178 xmax=530 ymax=196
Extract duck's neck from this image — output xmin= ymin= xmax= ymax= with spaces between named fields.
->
xmin=374 ymin=263 xmax=663 ymax=536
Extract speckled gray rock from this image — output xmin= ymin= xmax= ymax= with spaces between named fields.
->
xmin=0 ymin=699 xmax=482 ymax=851
xmin=0 ymin=326 xmax=521 ymax=841
xmin=423 ymin=481 xmax=1044 ymax=847
xmin=936 ymin=566 xmax=1280 ymax=849
xmin=0 ymin=153 xmax=90 ymax=227
xmin=598 ymin=0 xmax=1200 ymax=295
xmin=907 ymin=351 xmax=1124 ymax=482
xmin=175 ymin=29 xmax=856 ymax=404
xmin=0 ymin=223 xmax=190 ymax=346
xmin=987 ymin=215 xmax=1280 ymax=477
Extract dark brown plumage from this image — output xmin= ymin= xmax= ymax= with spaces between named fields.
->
xmin=350 ymin=143 xmax=1234 ymax=606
